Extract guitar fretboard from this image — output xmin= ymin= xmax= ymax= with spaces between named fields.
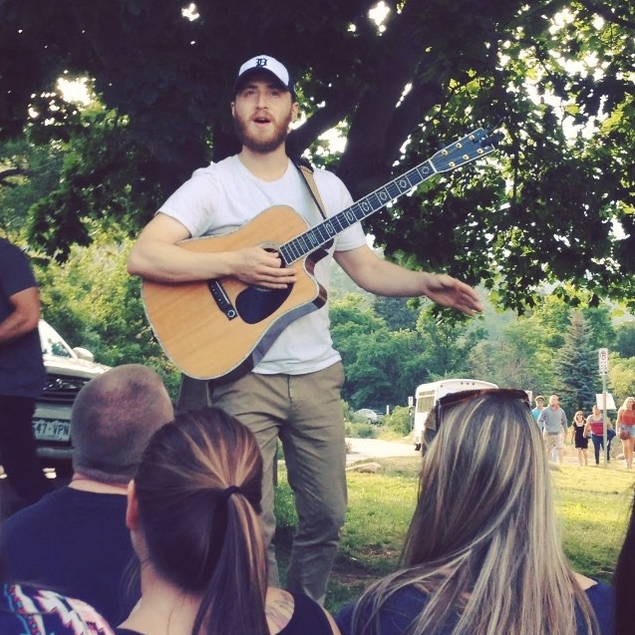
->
xmin=279 ymin=127 xmax=498 ymax=265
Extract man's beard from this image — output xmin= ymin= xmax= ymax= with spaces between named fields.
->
xmin=233 ymin=111 xmax=292 ymax=154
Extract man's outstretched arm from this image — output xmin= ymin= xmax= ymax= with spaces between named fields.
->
xmin=334 ymin=244 xmax=483 ymax=316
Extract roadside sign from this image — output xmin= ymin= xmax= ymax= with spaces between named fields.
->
xmin=598 ymin=348 xmax=609 ymax=375
xmin=595 ymin=393 xmax=616 ymax=410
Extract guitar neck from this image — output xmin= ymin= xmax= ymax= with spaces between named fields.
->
xmin=280 ymin=158 xmax=436 ymax=265
xmin=279 ymin=126 xmax=499 ymax=265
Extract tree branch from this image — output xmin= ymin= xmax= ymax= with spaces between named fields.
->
xmin=575 ymin=0 xmax=635 ymax=30
xmin=337 ymin=0 xmax=434 ymax=196
xmin=0 ymin=166 xmax=29 ymax=187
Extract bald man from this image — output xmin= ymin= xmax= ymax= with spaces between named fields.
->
xmin=0 ymin=364 xmax=174 ymax=626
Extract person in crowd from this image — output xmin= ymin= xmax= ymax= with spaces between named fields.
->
xmin=584 ymin=405 xmax=614 ymax=466
xmin=116 ymin=406 xmax=340 ymax=635
xmin=0 ymin=582 xmax=115 ymax=635
xmin=336 ymin=389 xmax=613 ymax=635
xmin=126 ymin=53 xmax=483 ymax=602
xmin=571 ymin=410 xmax=589 ymax=466
xmin=531 ymin=394 xmax=545 ymax=425
xmin=532 ymin=394 xmax=546 ymax=452
xmin=538 ymin=394 xmax=568 ymax=463
xmin=613 ymin=480 xmax=635 ymax=635
xmin=0 ymin=364 xmax=174 ymax=626
xmin=616 ymin=396 xmax=635 ymax=469
xmin=0 ymin=237 xmax=53 ymax=507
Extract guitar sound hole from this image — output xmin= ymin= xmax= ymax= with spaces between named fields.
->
xmin=236 ymin=285 xmax=293 ymax=324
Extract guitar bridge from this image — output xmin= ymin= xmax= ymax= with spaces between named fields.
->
xmin=207 ymin=279 xmax=237 ymax=320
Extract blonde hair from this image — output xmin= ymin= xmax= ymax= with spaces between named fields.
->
xmin=350 ymin=392 xmax=598 ymax=635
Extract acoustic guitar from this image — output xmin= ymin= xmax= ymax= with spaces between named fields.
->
xmin=142 ymin=127 xmax=502 ymax=381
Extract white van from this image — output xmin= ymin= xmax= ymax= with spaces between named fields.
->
xmin=34 ymin=320 xmax=110 ymax=475
xmin=413 ymin=378 xmax=498 ymax=450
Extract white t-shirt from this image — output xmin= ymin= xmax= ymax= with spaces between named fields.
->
xmin=159 ymin=155 xmax=367 ymax=375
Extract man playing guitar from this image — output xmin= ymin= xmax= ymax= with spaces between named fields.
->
xmin=127 ymin=54 xmax=483 ymax=604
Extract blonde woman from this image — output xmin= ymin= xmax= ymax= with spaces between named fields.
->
xmin=117 ymin=407 xmax=340 ymax=635
xmin=617 ymin=397 xmax=635 ymax=469
xmin=336 ymin=390 xmax=612 ymax=635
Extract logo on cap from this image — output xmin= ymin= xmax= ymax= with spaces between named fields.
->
xmin=235 ymin=54 xmax=295 ymax=98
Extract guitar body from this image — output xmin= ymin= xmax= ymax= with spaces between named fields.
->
xmin=142 ymin=205 xmax=329 ymax=381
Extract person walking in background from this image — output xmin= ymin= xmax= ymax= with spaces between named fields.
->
xmin=616 ymin=397 xmax=635 ymax=469
xmin=571 ymin=410 xmax=589 ymax=466
xmin=126 ymin=53 xmax=483 ymax=603
xmin=0 ymin=364 xmax=175 ymax=626
xmin=532 ymin=394 xmax=546 ymax=452
xmin=0 ymin=237 xmax=53 ymax=507
xmin=538 ymin=394 xmax=568 ymax=463
xmin=585 ymin=405 xmax=614 ymax=466
xmin=335 ymin=390 xmax=612 ymax=635
xmin=532 ymin=395 xmax=545 ymax=425
xmin=116 ymin=407 xmax=340 ymax=635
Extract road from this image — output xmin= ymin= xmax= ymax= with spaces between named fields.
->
xmin=344 ymin=437 xmax=589 ymax=467
xmin=345 ymin=436 xmax=417 ymax=464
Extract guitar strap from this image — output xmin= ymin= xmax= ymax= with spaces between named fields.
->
xmin=294 ymin=158 xmax=334 ymax=250
xmin=294 ymin=160 xmax=328 ymax=219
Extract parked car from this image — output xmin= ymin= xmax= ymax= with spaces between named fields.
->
xmin=354 ymin=408 xmax=384 ymax=425
xmin=33 ymin=320 xmax=110 ymax=475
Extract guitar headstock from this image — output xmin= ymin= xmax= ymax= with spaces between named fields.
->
xmin=431 ymin=127 xmax=502 ymax=173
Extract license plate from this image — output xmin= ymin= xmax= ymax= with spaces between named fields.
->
xmin=33 ymin=419 xmax=71 ymax=442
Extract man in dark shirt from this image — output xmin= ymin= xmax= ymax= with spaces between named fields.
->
xmin=0 ymin=237 xmax=52 ymax=505
xmin=0 ymin=363 xmax=174 ymax=626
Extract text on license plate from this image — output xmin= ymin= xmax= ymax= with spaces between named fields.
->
xmin=33 ymin=419 xmax=71 ymax=442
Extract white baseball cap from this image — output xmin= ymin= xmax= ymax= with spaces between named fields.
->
xmin=235 ymin=54 xmax=295 ymax=97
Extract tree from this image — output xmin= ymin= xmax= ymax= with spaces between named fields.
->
xmin=343 ymin=328 xmax=426 ymax=408
xmin=415 ymin=307 xmax=487 ymax=379
xmin=464 ymin=294 xmax=617 ymax=397
xmin=330 ymin=293 xmax=488 ymax=407
xmin=330 ymin=293 xmax=426 ymax=407
xmin=526 ymin=295 xmax=573 ymax=351
xmin=557 ymin=311 xmax=601 ymax=412
xmin=2 ymin=0 xmax=635 ymax=312
xmin=0 ymin=138 xmax=64 ymax=240
xmin=583 ymin=305 xmax=616 ymax=352
xmin=609 ymin=355 xmax=635 ymax=400
xmin=373 ymin=296 xmax=418 ymax=331
xmin=35 ymin=230 xmax=181 ymax=398
xmin=615 ymin=322 xmax=635 ymax=359
xmin=471 ymin=318 xmax=555 ymax=393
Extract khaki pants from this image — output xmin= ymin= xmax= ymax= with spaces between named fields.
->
xmin=544 ymin=431 xmax=564 ymax=451
xmin=208 ymin=361 xmax=347 ymax=604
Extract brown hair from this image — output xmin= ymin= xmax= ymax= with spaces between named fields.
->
xmin=134 ymin=407 xmax=267 ymax=635
xmin=71 ymin=364 xmax=174 ymax=483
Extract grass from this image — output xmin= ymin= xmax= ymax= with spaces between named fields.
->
xmin=551 ymin=464 xmax=635 ymax=581
xmin=273 ymin=452 xmax=635 ymax=614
